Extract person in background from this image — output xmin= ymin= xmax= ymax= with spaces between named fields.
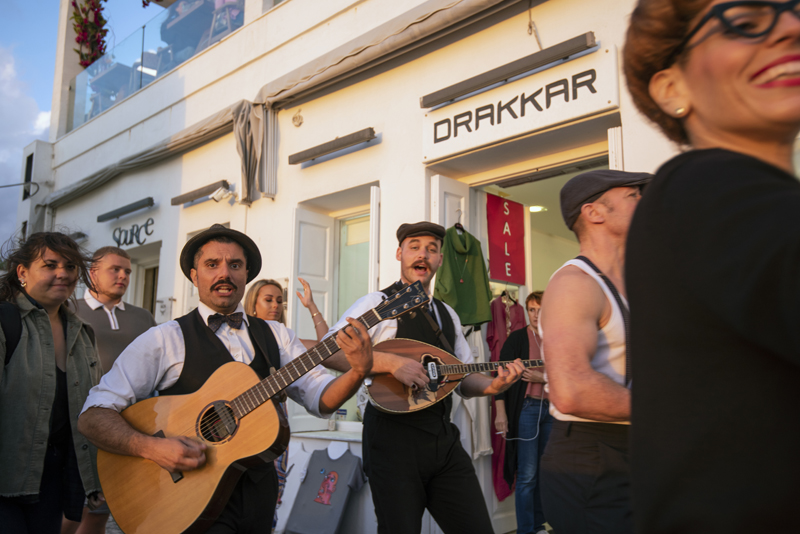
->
xmin=495 ymin=290 xmax=553 ymax=534
xmin=0 ymin=232 xmax=102 ymax=534
xmin=243 ymin=277 xmax=328 ymax=349
xmin=63 ymin=246 xmax=157 ymax=534
xmin=623 ymin=2 xmax=800 ymax=532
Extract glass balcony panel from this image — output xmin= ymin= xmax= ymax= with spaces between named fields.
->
xmin=65 ymin=0 xmax=245 ymax=134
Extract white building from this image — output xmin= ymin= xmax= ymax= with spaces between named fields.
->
xmin=17 ymin=1 xmax=679 ymax=532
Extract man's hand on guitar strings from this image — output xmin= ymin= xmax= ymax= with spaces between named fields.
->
xmin=490 ymin=359 xmax=526 ymax=394
xmin=336 ymin=317 xmax=374 ymax=378
xmin=146 ymin=435 xmax=208 ymax=473
xmin=390 ymin=356 xmax=429 ymax=390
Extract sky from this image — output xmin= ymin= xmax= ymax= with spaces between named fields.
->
xmin=0 ymin=0 xmax=164 ymax=246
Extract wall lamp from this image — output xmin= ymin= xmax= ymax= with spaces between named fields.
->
xmin=420 ymin=32 xmax=597 ymax=109
xmin=68 ymin=231 xmax=88 ymax=243
xmin=170 ymin=180 xmax=234 ymax=205
xmin=288 ymin=127 xmax=376 ymax=165
xmin=97 ymin=197 xmax=154 ymax=223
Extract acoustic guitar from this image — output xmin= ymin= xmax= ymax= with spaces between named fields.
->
xmin=97 ymin=281 xmax=429 ymax=534
xmin=365 ymin=338 xmax=543 ymax=414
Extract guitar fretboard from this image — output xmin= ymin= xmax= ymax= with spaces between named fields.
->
xmin=437 ymin=359 xmax=543 ymax=375
xmin=230 ymin=283 xmax=427 ymax=420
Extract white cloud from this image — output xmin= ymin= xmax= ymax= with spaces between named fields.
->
xmin=0 ymin=46 xmax=49 ymax=244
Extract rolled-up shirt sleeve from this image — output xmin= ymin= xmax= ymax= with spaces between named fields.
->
xmin=80 ymin=322 xmax=184 ymax=414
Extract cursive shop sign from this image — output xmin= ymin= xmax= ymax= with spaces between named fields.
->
xmin=423 ymin=47 xmax=619 ymax=162
xmin=113 ymin=218 xmax=154 ymax=247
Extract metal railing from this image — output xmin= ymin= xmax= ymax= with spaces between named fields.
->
xmin=66 ymin=0 xmax=244 ymax=133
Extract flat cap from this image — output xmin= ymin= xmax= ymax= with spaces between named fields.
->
xmin=561 ymin=170 xmax=653 ymax=229
xmin=179 ymin=224 xmax=262 ymax=283
xmin=396 ymin=221 xmax=446 ymax=245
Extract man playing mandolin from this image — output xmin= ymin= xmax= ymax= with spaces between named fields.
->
xmin=78 ymin=224 xmax=373 ymax=534
xmin=325 ymin=221 xmax=525 ymax=534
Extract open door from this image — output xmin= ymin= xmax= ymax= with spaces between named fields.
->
xmin=431 ymin=174 xmax=470 ymax=229
xmin=288 ymin=206 xmax=334 ymax=432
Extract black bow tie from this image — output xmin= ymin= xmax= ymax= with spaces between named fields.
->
xmin=208 ymin=312 xmax=244 ymax=332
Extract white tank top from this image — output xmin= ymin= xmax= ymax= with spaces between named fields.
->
xmin=541 ymin=258 xmax=629 ymax=424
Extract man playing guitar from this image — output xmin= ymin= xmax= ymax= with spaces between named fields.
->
xmin=324 ymin=221 xmax=524 ymax=534
xmin=78 ymin=224 xmax=373 ymax=534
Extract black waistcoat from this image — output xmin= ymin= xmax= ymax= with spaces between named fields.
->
xmin=161 ymin=309 xmax=280 ymax=397
xmin=365 ymin=282 xmax=457 ymax=434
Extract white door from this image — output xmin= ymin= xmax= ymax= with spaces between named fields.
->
xmin=428 ymin=175 xmax=515 ymax=534
xmin=288 ymin=206 xmax=335 ymax=432
xmin=431 ymin=174 xmax=470 ymax=229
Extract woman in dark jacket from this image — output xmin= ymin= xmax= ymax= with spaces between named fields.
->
xmin=495 ymin=291 xmax=553 ymax=534
xmin=0 ymin=232 xmax=102 ymax=533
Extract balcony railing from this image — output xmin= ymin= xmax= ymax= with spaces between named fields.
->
xmin=67 ymin=0 xmax=244 ymax=133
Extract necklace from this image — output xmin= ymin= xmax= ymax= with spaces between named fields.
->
xmin=458 ymin=256 xmax=468 ymax=283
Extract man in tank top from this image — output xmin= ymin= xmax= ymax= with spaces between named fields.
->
xmin=538 ymin=170 xmax=651 ymax=534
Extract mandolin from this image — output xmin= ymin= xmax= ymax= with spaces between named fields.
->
xmin=365 ymin=338 xmax=542 ymax=413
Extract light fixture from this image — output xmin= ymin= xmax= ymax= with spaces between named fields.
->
xmin=529 ymin=206 xmax=548 ymax=213
xmin=171 ymin=180 xmax=231 ymax=205
xmin=288 ymin=127 xmax=376 ymax=165
xmin=420 ymin=32 xmax=596 ymax=108
xmin=97 ymin=198 xmax=155 ymax=223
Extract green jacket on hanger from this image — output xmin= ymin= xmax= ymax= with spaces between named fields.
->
xmin=434 ymin=226 xmax=492 ymax=326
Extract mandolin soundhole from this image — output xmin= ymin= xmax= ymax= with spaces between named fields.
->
xmin=198 ymin=401 xmax=238 ymax=443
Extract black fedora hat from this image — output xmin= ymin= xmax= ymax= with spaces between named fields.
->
xmin=179 ymin=224 xmax=261 ymax=283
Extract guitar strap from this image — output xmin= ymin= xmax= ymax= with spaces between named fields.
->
xmin=420 ymin=305 xmax=455 ymax=354
xmin=575 ymin=255 xmax=631 ymax=387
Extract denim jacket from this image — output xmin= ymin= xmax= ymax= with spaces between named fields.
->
xmin=0 ymin=293 xmax=102 ymax=497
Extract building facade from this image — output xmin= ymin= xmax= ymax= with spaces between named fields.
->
xmin=17 ymin=1 xmax=681 ymax=531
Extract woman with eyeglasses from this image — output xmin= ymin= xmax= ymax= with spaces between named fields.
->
xmin=623 ymin=1 xmax=800 ymax=533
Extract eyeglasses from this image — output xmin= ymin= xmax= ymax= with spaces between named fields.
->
xmin=676 ymin=0 xmax=800 ymax=57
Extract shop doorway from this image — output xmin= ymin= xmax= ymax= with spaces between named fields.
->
xmin=126 ymin=241 xmax=162 ymax=318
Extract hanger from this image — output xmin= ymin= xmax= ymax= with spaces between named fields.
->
xmin=454 ymin=209 xmax=464 ymax=234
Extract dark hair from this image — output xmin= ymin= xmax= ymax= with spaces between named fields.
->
xmin=0 ymin=232 xmax=94 ymax=302
xmin=193 ymin=236 xmax=238 ymax=270
xmin=526 ymin=291 xmax=544 ymax=306
xmin=92 ymin=246 xmax=131 ymax=263
xmin=623 ymin=0 xmax=712 ymax=144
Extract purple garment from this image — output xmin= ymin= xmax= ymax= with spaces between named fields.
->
xmin=486 ymin=296 xmax=526 ymax=363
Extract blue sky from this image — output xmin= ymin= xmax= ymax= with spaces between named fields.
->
xmin=0 ymin=0 xmax=164 ymax=245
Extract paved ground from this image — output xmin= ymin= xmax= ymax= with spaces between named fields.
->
xmin=105 ymin=515 xmax=123 ymax=534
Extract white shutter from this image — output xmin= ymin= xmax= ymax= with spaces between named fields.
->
xmin=287 ymin=206 xmax=335 ymax=432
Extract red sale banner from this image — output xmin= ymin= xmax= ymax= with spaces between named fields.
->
xmin=486 ymin=193 xmax=525 ymax=284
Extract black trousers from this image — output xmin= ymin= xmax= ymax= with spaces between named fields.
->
xmin=363 ymin=412 xmax=493 ymax=534
xmin=0 ymin=443 xmax=78 ymax=534
xmin=206 ymin=467 xmax=278 ymax=534
xmin=540 ymin=420 xmax=632 ymax=534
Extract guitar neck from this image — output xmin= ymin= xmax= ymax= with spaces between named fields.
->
xmin=230 ymin=309 xmax=383 ymax=419
xmin=438 ymin=359 xmax=543 ymax=376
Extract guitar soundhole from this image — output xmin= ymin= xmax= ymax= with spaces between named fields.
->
xmin=198 ymin=402 xmax=238 ymax=443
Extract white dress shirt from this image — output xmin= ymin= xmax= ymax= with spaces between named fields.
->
xmin=84 ymin=291 xmax=125 ymax=330
xmin=81 ymin=302 xmax=335 ymax=417
xmin=327 ymin=290 xmax=473 ymax=406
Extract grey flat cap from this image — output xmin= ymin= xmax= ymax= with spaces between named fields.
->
xmin=561 ymin=170 xmax=653 ymax=229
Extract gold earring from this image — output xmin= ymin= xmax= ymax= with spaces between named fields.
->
xmin=20 ymin=280 xmax=26 ymax=287
xmin=674 ymin=107 xmax=687 ymax=117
